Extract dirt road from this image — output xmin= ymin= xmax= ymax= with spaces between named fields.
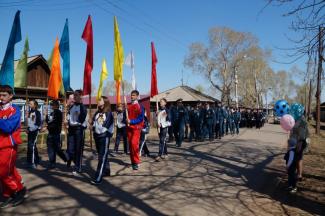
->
xmin=1 ymin=124 xmax=323 ymax=215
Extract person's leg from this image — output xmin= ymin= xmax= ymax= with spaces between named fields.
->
xmin=128 ymin=129 xmax=141 ymax=168
xmin=55 ymin=134 xmax=67 ymax=163
xmin=114 ymin=127 xmax=121 ymax=152
xmin=297 ymin=159 xmax=303 ymax=179
xmin=66 ymin=130 xmax=75 ymax=166
xmin=173 ymin=124 xmax=179 ymax=145
xmin=27 ymin=131 xmax=36 ymax=165
xmin=74 ymin=129 xmax=84 ymax=172
xmin=162 ymin=128 xmax=168 ymax=155
xmin=208 ymin=123 xmax=213 ymax=140
xmin=179 ymin=123 xmax=185 ymax=146
xmin=94 ymin=136 xmax=110 ymax=183
xmin=0 ymin=148 xmax=24 ymax=199
xmin=158 ymin=130 xmax=164 ymax=156
xmin=122 ymin=127 xmax=129 ymax=153
xmin=47 ymin=134 xmax=56 ymax=165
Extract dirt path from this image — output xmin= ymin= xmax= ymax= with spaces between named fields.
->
xmin=1 ymin=124 xmax=323 ymax=216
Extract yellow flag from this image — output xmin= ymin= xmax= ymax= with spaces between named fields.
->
xmin=97 ymin=59 xmax=108 ymax=101
xmin=113 ymin=16 xmax=124 ymax=82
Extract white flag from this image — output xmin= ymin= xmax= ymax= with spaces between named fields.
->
xmin=125 ymin=51 xmax=136 ymax=90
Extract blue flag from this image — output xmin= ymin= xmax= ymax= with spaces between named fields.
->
xmin=59 ymin=19 xmax=71 ymax=92
xmin=0 ymin=10 xmax=22 ymax=88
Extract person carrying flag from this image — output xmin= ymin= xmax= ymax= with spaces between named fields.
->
xmin=126 ymin=90 xmax=144 ymax=170
xmin=0 ymin=85 xmax=26 ymax=208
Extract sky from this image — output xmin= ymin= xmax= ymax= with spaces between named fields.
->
xmin=0 ymin=0 xmax=324 ymax=101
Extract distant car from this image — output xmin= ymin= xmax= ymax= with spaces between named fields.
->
xmin=273 ymin=116 xmax=280 ymax=124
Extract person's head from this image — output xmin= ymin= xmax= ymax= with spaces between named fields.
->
xmin=176 ymin=98 xmax=183 ymax=107
xmin=131 ymin=90 xmax=139 ymax=102
xmin=73 ymin=90 xmax=82 ymax=104
xmin=117 ymin=103 xmax=124 ymax=112
xmin=196 ymin=102 xmax=202 ymax=109
xmin=0 ymin=85 xmax=14 ymax=105
xmin=205 ymin=102 xmax=210 ymax=109
xmin=67 ymin=93 xmax=75 ymax=106
xmin=160 ymin=98 xmax=167 ymax=107
xmin=50 ymin=100 xmax=60 ymax=110
xmin=98 ymin=96 xmax=111 ymax=112
xmin=29 ymin=99 xmax=38 ymax=110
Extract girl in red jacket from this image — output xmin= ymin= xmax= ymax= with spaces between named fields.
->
xmin=0 ymin=85 xmax=26 ymax=208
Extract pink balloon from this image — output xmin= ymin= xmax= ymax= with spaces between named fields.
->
xmin=280 ymin=114 xmax=295 ymax=131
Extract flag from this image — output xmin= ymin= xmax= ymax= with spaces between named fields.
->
xmin=125 ymin=51 xmax=136 ymax=90
xmin=97 ymin=59 xmax=108 ymax=101
xmin=14 ymin=37 xmax=29 ymax=88
xmin=150 ymin=42 xmax=158 ymax=97
xmin=113 ymin=16 xmax=124 ymax=103
xmin=0 ymin=10 xmax=22 ymax=88
xmin=59 ymin=19 xmax=71 ymax=92
xmin=47 ymin=38 xmax=63 ymax=99
xmin=82 ymin=15 xmax=93 ymax=96
xmin=47 ymin=48 xmax=65 ymax=95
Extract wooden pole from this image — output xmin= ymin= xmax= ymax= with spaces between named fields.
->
xmin=64 ymin=94 xmax=68 ymax=149
xmin=316 ymin=26 xmax=323 ymax=135
xmin=25 ymin=88 xmax=29 ymax=126
xmin=89 ymin=94 xmax=93 ymax=149
xmin=41 ymin=97 xmax=49 ymax=149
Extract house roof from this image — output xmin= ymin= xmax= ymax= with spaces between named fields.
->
xmin=0 ymin=54 xmax=49 ymax=72
xmin=150 ymin=85 xmax=218 ymax=103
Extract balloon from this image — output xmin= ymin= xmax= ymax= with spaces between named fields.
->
xmin=280 ymin=114 xmax=295 ymax=131
xmin=290 ymin=103 xmax=305 ymax=120
xmin=274 ymin=100 xmax=290 ymax=117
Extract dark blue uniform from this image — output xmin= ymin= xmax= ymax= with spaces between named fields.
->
xmin=202 ymin=107 xmax=215 ymax=140
xmin=214 ymin=106 xmax=223 ymax=139
xmin=171 ymin=105 xmax=189 ymax=147
xmin=233 ymin=111 xmax=241 ymax=135
xmin=189 ymin=107 xmax=202 ymax=142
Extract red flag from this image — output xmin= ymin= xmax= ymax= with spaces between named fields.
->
xmin=81 ymin=15 xmax=93 ymax=95
xmin=150 ymin=42 xmax=158 ymax=97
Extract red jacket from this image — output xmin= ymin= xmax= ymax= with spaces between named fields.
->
xmin=127 ymin=102 xmax=144 ymax=130
xmin=0 ymin=103 xmax=22 ymax=149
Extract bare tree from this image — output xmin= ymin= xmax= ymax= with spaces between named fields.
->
xmin=184 ymin=27 xmax=257 ymax=105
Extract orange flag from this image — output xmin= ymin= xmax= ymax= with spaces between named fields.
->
xmin=47 ymin=38 xmax=62 ymax=99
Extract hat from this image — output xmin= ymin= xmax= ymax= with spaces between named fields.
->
xmin=288 ymin=138 xmax=297 ymax=148
xmin=176 ymin=98 xmax=183 ymax=103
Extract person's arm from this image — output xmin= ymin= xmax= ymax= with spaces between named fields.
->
xmin=0 ymin=107 xmax=21 ymax=134
xmin=130 ymin=106 xmax=144 ymax=125
xmin=35 ymin=110 xmax=42 ymax=128
xmin=78 ymin=104 xmax=87 ymax=124
xmin=286 ymin=150 xmax=294 ymax=169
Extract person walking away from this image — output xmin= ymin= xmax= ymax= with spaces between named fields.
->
xmin=233 ymin=108 xmax=241 ymax=135
xmin=202 ymin=102 xmax=215 ymax=141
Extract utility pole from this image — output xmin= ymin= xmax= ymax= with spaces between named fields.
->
xmin=307 ymin=79 xmax=312 ymax=121
xmin=316 ymin=26 xmax=324 ymax=135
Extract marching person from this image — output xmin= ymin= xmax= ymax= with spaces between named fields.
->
xmin=215 ymin=102 xmax=223 ymax=139
xmin=233 ymin=108 xmax=241 ymax=135
xmin=46 ymin=100 xmax=67 ymax=169
xmin=0 ymin=85 xmax=26 ymax=208
xmin=155 ymin=98 xmax=171 ymax=161
xmin=113 ymin=103 xmax=128 ymax=154
xmin=139 ymin=110 xmax=150 ymax=157
xmin=126 ymin=90 xmax=144 ymax=170
xmin=202 ymin=102 xmax=215 ymax=141
xmin=26 ymin=99 xmax=42 ymax=169
xmin=66 ymin=90 xmax=87 ymax=175
xmin=189 ymin=102 xmax=202 ymax=142
xmin=90 ymin=96 xmax=114 ymax=185
xmin=171 ymin=98 xmax=189 ymax=147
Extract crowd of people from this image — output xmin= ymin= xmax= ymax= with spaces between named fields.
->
xmin=0 ymin=84 xmax=270 ymax=208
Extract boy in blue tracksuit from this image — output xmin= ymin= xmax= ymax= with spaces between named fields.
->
xmin=170 ymin=99 xmax=189 ymax=147
xmin=285 ymin=138 xmax=298 ymax=193
xmin=90 ymin=96 xmax=114 ymax=185
xmin=27 ymin=99 xmax=42 ymax=168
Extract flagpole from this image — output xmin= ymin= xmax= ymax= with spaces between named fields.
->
xmin=41 ymin=97 xmax=49 ymax=149
xmin=64 ymin=94 xmax=68 ymax=149
xmin=25 ymin=87 xmax=29 ymax=126
xmin=89 ymin=93 xmax=93 ymax=150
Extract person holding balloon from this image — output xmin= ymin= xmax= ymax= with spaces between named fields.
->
xmin=275 ymin=100 xmax=310 ymax=183
xmin=289 ymin=103 xmax=309 ymax=182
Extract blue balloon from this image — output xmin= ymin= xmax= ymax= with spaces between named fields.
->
xmin=274 ymin=100 xmax=290 ymax=117
xmin=290 ymin=103 xmax=305 ymax=120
